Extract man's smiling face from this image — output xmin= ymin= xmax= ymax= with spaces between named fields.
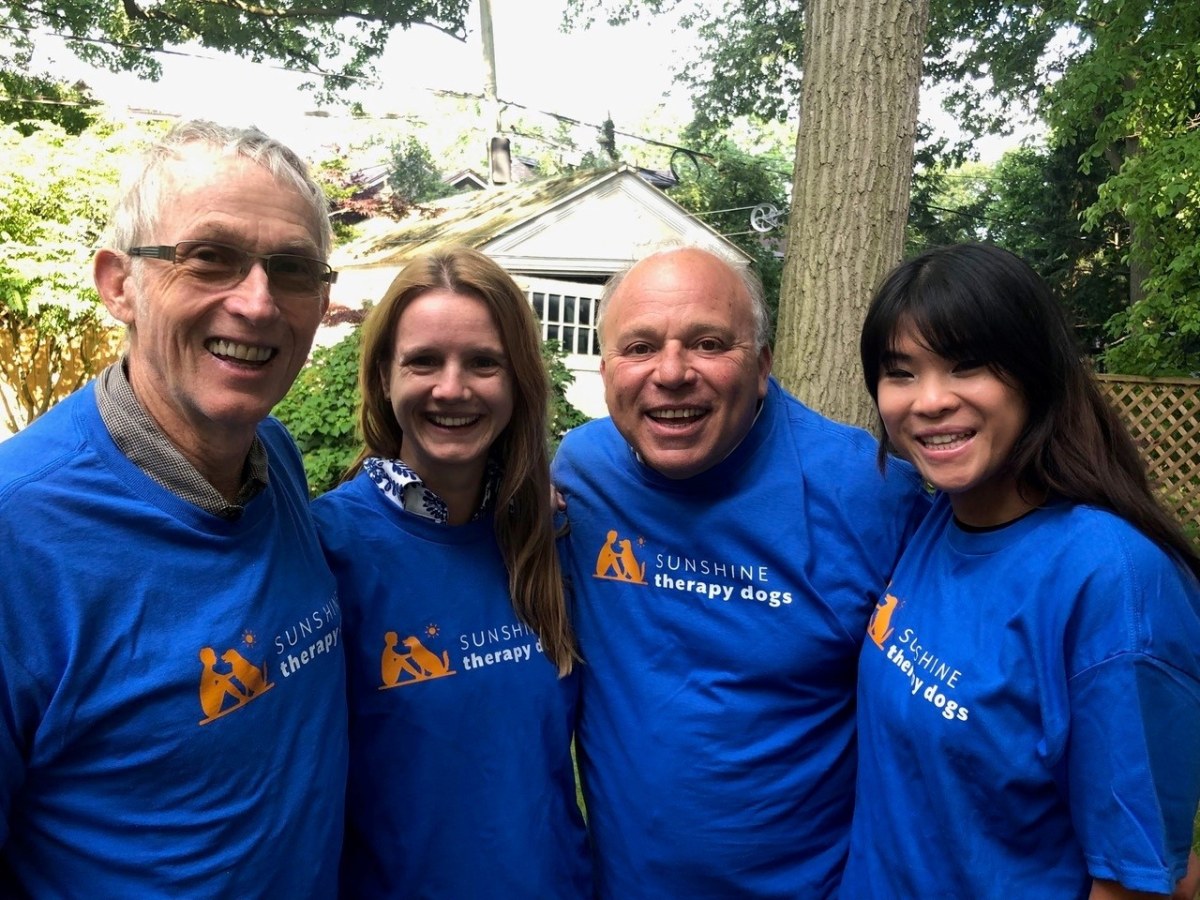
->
xmin=599 ymin=248 xmax=771 ymax=480
xmin=106 ymin=149 xmax=329 ymax=459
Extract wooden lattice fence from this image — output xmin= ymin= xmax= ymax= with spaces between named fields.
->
xmin=1096 ymin=374 xmax=1200 ymax=539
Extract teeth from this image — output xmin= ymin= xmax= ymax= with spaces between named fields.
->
xmin=207 ymin=339 xmax=273 ymax=363
xmin=652 ymin=408 xmax=702 ymax=420
xmin=430 ymin=415 xmax=477 ymax=427
xmin=921 ymin=432 xmax=970 ymax=447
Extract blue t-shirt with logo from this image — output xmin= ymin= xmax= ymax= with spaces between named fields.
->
xmin=313 ymin=472 xmax=591 ymax=899
xmin=841 ymin=495 xmax=1200 ymax=898
xmin=0 ymin=385 xmax=347 ymax=895
xmin=551 ymin=377 xmax=928 ymax=899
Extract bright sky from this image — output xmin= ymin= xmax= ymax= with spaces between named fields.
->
xmin=30 ymin=0 xmax=1033 ymax=165
xmin=31 ymin=0 xmax=696 ymax=161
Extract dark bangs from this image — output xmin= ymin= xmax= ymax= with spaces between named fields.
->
xmin=861 ymin=243 xmax=1068 ymax=405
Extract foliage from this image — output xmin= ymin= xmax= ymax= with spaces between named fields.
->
xmin=0 ymin=119 xmax=149 ymax=433
xmin=386 ymin=135 xmax=448 ymax=205
xmin=907 ymin=142 xmax=1133 ymax=358
xmin=564 ymin=0 xmax=803 ymax=133
xmin=312 ymin=154 xmax=365 ymax=245
xmin=924 ymin=0 xmax=1081 ymax=140
xmin=1 ymin=0 xmax=471 ymax=101
xmin=568 ymin=0 xmax=1200 ymax=375
xmin=315 ymin=131 xmax=460 ymax=241
xmin=667 ymin=136 xmax=790 ymax=339
xmin=1057 ymin=3 xmax=1200 ymax=375
xmin=274 ymin=329 xmax=589 ymax=497
xmin=926 ymin=0 xmax=1200 ymax=373
xmin=273 ymin=329 xmax=363 ymax=497
xmin=986 ymin=143 xmax=1128 ymax=355
xmin=542 ymin=341 xmax=589 ymax=452
xmin=0 ymin=71 xmax=99 ymax=135
xmin=907 ymin=153 xmax=994 ymax=255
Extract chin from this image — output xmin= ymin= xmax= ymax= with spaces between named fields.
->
xmin=646 ymin=455 xmax=708 ymax=480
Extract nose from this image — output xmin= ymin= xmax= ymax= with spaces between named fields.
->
xmin=431 ymin=362 xmax=470 ymax=401
xmin=912 ymin=373 xmax=958 ymax=417
xmin=224 ymin=260 xmax=279 ymax=321
xmin=654 ymin=343 xmax=696 ymax=388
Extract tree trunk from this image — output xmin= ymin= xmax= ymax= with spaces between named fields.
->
xmin=1122 ymin=132 xmax=1149 ymax=308
xmin=774 ymin=0 xmax=929 ymax=429
xmin=1103 ymin=80 xmax=1148 ymax=309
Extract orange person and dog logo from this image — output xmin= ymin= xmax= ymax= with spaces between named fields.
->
xmin=868 ymin=593 xmax=902 ymax=650
xmin=593 ymin=529 xmax=648 ymax=584
xmin=197 ymin=644 xmax=275 ymax=725
xmin=379 ymin=629 xmax=457 ymax=689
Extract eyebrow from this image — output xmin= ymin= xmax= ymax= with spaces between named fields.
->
xmin=185 ymin=226 xmax=321 ymax=257
xmin=613 ymin=321 xmax=736 ymax=342
xmin=398 ymin=343 xmax=508 ymax=359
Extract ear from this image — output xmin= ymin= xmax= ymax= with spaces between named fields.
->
xmin=94 ymin=249 xmax=136 ymax=326
xmin=756 ymin=344 xmax=772 ymax=398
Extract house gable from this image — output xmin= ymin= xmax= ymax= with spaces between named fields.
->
xmin=483 ymin=169 xmax=744 ymax=278
xmin=324 ymin=166 xmax=751 ymax=418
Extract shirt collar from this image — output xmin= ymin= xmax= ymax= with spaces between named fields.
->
xmin=94 ymin=359 xmax=269 ymax=519
xmin=363 ymin=456 xmax=499 ymax=524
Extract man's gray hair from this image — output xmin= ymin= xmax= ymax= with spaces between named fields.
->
xmin=101 ymin=120 xmax=333 ymax=260
xmin=597 ymin=242 xmax=771 ymax=351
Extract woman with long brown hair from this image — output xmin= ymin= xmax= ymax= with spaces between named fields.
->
xmin=313 ymin=245 xmax=588 ymax=898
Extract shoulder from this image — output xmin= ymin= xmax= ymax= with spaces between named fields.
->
xmin=311 ymin=473 xmax=372 ymax=525
xmin=0 ymin=389 xmax=93 ymax=505
xmin=1043 ymin=504 xmax=1182 ymax=577
xmin=1089 ymin=510 xmax=1200 ymax=603
xmin=556 ymin=418 xmax=619 ymax=457
xmin=259 ymin=416 xmax=315 ymax=502
xmin=1038 ymin=503 xmax=1200 ymax=657
xmin=770 ymin=382 xmax=926 ymax=503
xmin=259 ymin=416 xmax=304 ymax=470
xmin=552 ymin=418 xmax=622 ymax=476
xmin=774 ymin=382 xmax=888 ymax=459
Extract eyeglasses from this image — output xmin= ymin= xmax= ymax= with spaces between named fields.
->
xmin=127 ymin=241 xmax=338 ymax=296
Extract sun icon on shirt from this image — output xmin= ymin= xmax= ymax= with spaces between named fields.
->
xmin=242 ymin=630 xmax=258 ymax=648
xmin=424 ymin=623 xmax=440 ymax=638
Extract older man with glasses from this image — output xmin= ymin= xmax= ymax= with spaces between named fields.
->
xmin=0 ymin=120 xmax=347 ymax=895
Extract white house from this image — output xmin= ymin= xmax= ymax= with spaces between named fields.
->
xmin=325 ymin=165 xmax=749 ymax=419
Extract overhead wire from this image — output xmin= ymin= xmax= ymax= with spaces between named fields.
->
xmin=3 ymin=23 xmax=715 ymax=165
xmin=8 ymin=24 xmax=1071 ymax=246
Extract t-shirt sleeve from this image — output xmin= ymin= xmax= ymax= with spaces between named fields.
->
xmin=1066 ymin=642 xmax=1200 ymax=891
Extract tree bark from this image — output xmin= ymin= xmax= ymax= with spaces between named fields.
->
xmin=775 ymin=0 xmax=929 ymax=428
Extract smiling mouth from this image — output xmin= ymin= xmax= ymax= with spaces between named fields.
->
xmin=648 ymin=407 xmax=706 ymax=424
xmin=428 ymin=414 xmax=481 ymax=428
xmin=206 ymin=339 xmax=276 ymax=365
xmin=918 ymin=431 xmax=974 ymax=450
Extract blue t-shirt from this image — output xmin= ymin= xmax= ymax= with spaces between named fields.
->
xmin=0 ymin=384 xmax=347 ymax=896
xmin=313 ymin=471 xmax=590 ymax=900
xmin=842 ymin=496 xmax=1200 ymax=898
xmin=551 ymin=377 xmax=929 ymax=899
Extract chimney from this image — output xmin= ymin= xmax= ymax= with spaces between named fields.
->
xmin=490 ymin=136 xmax=511 ymax=185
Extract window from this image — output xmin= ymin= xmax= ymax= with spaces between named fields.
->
xmin=530 ymin=290 xmax=600 ymax=356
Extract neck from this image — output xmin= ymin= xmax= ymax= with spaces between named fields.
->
xmin=440 ymin=483 xmax=485 ymax=525
xmin=177 ymin=430 xmax=255 ymax=503
xmin=949 ymin=476 xmax=1043 ymax=528
xmin=126 ymin=366 xmax=255 ymax=503
xmin=410 ymin=461 xmax=488 ymax=526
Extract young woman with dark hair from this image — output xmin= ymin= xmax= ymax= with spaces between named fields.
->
xmin=842 ymin=242 xmax=1200 ymax=900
